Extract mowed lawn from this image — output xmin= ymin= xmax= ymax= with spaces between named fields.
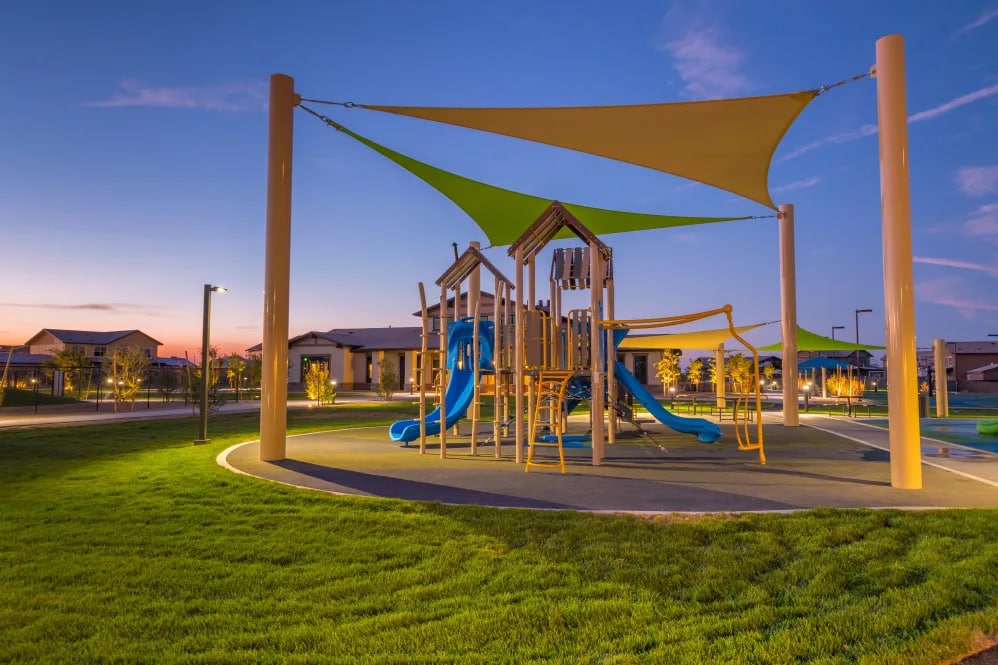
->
xmin=1 ymin=406 xmax=997 ymax=664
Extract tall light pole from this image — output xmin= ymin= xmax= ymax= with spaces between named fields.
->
xmin=855 ymin=308 xmax=873 ymax=371
xmin=195 ymin=284 xmax=227 ymax=444
xmin=831 ymin=325 xmax=845 ymax=360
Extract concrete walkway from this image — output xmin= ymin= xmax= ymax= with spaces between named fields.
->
xmin=221 ymin=417 xmax=998 ymax=513
xmin=0 ymin=394 xmax=415 ymax=430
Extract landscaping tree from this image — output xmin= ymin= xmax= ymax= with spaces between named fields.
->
xmin=378 ymin=358 xmax=398 ymax=401
xmin=726 ymin=352 xmax=753 ymax=394
xmin=826 ymin=369 xmax=866 ymax=397
xmin=246 ymin=353 xmax=262 ymax=399
xmin=687 ymin=358 xmax=704 ymax=393
xmin=303 ymin=361 xmax=335 ymax=405
xmin=44 ymin=348 xmax=90 ymax=399
xmin=102 ymin=346 xmax=150 ymax=412
xmin=227 ymin=354 xmax=246 ymax=401
xmin=763 ymin=364 xmax=776 ymax=386
xmin=654 ymin=349 xmax=682 ymax=393
xmin=155 ymin=368 xmax=181 ymax=402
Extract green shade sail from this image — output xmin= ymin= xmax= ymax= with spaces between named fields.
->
xmin=318 ymin=119 xmax=753 ymax=247
xmin=759 ymin=326 xmax=886 ymax=352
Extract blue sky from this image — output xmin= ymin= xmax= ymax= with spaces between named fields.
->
xmin=1 ymin=1 xmax=996 ymax=358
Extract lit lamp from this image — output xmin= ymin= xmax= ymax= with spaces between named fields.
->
xmin=668 ymin=385 xmax=676 ymax=408
xmin=409 ymin=377 xmax=414 ymax=395
xmin=195 ymin=284 xmax=227 ymax=445
xmin=31 ymin=377 xmax=39 ymax=414
xmin=803 ymin=382 xmax=812 ymax=412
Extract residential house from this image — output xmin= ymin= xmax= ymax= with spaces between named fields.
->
xmin=965 ymin=363 xmax=998 ymax=394
xmin=25 ymin=329 xmax=162 ymax=360
xmin=249 ymin=327 xmax=438 ymax=391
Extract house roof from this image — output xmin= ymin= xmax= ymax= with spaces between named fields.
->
xmin=0 ymin=353 xmax=53 ymax=365
xmin=327 ymin=327 xmax=435 ymax=351
xmin=248 ymin=327 xmax=439 ymax=354
xmin=950 ymin=341 xmax=998 ymax=353
xmin=26 ymin=329 xmax=164 ymax=346
xmin=967 ymin=362 xmax=998 ymax=374
xmin=150 ymin=356 xmax=197 ymax=368
xmin=508 ymin=201 xmax=611 ymax=262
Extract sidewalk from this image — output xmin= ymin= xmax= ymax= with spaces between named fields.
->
xmin=0 ymin=393 xmax=418 ymax=429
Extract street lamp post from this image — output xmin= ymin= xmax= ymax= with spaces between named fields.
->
xmin=831 ymin=325 xmax=845 ymax=340
xmin=31 ymin=377 xmax=39 ymax=414
xmin=855 ymin=308 xmax=873 ymax=375
xmin=195 ymin=284 xmax=227 ymax=445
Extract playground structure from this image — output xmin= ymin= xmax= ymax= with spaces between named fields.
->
xmin=390 ymin=203 xmax=766 ymax=472
xmin=259 ymin=34 xmax=925 ymax=489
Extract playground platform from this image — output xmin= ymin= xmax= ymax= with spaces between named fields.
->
xmin=221 ymin=415 xmax=998 ymax=513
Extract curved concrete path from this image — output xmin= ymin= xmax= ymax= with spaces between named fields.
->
xmin=221 ymin=417 xmax=998 ymax=513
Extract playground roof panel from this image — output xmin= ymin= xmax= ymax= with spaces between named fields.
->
xmin=436 ymin=246 xmax=513 ymax=290
xmin=361 ymin=90 xmax=816 ymax=209
xmin=507 ymin=202 xmax=611 ymax=262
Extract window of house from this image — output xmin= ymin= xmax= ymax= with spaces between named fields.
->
xmin=141 ymin=348 xmax=152 ymax=358
xmin=71 ymin=345 xmax=85 ymax=354
xmin=93 ymin=346 xmax=106 ymax=357
xmin=431 ymin=317 xmax=441 ymax=332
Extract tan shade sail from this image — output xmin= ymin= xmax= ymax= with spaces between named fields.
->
xmin=619 ymin=323 xmax=768 ymax=351
xmin=362 ymin=91 xmax=816 ymax=209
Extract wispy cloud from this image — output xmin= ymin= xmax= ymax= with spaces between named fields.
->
xmin=778 ymin=84 xmax=998 ymax=163
xmin=771 ymin=176 xmax=821 ymax=194
xmin=909 ymin=84 xmax=998 ymax=122
xmin=656 ymin=5 xmax=750 ymax=99
xmin=85 ymin=79 xmax=267 ymax=112
xmin=956 ymin=165 xmax=998 ymax=197
xmin=955 ymin=7 xmax=998 ymax=34
xmin=917 ymin=276 xmax=998 ymax=319
xmin=913 ymin=255 xmax=998 ymax=276
xmin=962 ymin=203 xmax=998 ymax=241
xmin=0 ymin=303 xmax=163 ymax=313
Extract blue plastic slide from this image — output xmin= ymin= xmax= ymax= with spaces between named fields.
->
xmin=389 ymin=319 xmax=494 ymax=444
xmin=614 ymin=361 xmax=721 ymax=443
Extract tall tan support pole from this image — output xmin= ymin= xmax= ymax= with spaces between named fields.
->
xmin=418 ymin=282 xmax=429 ymax=453
xmin=514 ymin=249 xmax=525 ymax=464
xmin=606 ymin=267 xmax=616 ymax=444
xmin=933 ymin=338 xmax=948 ymax=417
xmin=493 ymin=275 xmax=502 ymax=458
xmin=778 ymin=203 xmax=799 ymax=427
xmin=260 ymin=73 xmax=298 ymax=462
xmin=528 ymin=256 xmax=536 ymax=311
xmin=471 ymin=298 xmax=481 ymax=455
xmin=439 ymin=287 xmax=448 ymax=458
xmin=876 ymin=34 xmax=922 ymax=489
xmin=715 ymin=343 xmax=726 ymax=408
xmin=589 ymin=243 xmax=604 ymax=465
xmin=468 ymin=242 xmax=481 ymax=317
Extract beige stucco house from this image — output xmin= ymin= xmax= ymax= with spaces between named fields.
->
xmin=24 ymin=329 xmax=162 ymax=359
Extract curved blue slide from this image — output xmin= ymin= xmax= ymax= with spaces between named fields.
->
xmin=614 ymin=361 xmax=721 ymax=443
xmin=389 ymin=319 xmax=493 ymax=445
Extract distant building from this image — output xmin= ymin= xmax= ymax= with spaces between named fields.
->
xmin=249 ymin=327 xmax=436 ymax=391
xmin=947 ymin=341 xmax=998 ymax=392
xmin=24 ymin=329 xmax=162 ymax=360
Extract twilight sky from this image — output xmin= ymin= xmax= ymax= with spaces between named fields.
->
xmin=1 ymin=1 xmax=996 ymax=359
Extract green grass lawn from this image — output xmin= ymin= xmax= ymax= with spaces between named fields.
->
xmin=2 ymin=406 xmax=997 ymax=664
xmin=0 ymin=387 xmax=80 ymax=408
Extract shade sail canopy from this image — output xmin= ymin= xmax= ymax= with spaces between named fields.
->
xmin=322 ymin=120 xmax=750 ymax=246
xmin=360 ymin=91 xmax=816 ymax=209
xmin=799 ymin=357 xmax=854 ymax=370
xmin=759 ymin=326 xmax=886 ymax=352
xmin=618 ymin=323 xmax=767 ymax=351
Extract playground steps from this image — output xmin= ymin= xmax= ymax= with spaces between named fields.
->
xmin=526 ymin=370 xmax=577 ymax=474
